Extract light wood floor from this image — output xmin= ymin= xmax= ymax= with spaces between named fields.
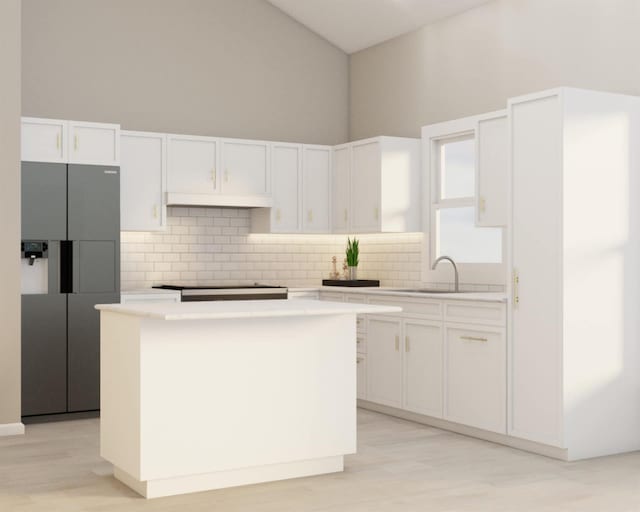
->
xmin=1 ymin=409 xmax=639 ymax=511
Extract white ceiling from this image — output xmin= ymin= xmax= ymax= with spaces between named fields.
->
xmin=267 ymin=0 xmax=493 ymax=54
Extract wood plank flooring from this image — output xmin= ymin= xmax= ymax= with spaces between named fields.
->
xmin=1 ymin=409 xmax=639 ymax=511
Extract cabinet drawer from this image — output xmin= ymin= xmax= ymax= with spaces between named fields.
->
xmin=444 ymin=301 xmax=506 ymax=326
xmin=369 ymin=296 xmax=442 ymax=320
xmin=445 ymin=324 xmax=506 ymax=434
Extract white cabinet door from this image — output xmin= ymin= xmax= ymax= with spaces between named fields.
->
xmin=271 ymin=143 xmax=301 ymax=232
xmin=351 ymin=140 xmax=381 ymax=232
xmin=68 ymin=120 xmax=120 ymax=165
xmin=221 ymin=139 xmax=269 ymax=195
xmin=445 ymin=324 xmax=506 ymax=434
xmin=367 ymin=316 xmax=403 ymax=408
xmin=357 ymin=354 xmax=367 ymax=400
xmin=120 ymin=131 xmax=166 ymax=231
xmin=403 ymin=319 xmax=443 ymax=418
xmin=167 ymin=134 xmax=219 ymax=194
xmin=331 ymin=144 xmax=351 ymax=233
xmin=510 ymin=94 xmax=564 ymax=447
xmin=476 ymin=112 xmax=508 ymax=227
xmin=302 ymin=145 xmax=331 ymax=232
xmin=21 ymin=117 xmax=68 ymax=163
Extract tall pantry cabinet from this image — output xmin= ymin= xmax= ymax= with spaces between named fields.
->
xmin=509 ymin=88 xmax=640 ymax=460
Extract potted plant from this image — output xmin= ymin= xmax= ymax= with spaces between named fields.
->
xmin=346 ymin=237 xmax=359 ymax=280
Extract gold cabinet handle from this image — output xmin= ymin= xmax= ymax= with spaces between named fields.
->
xmin=153 ymin=204 xmax=158 ymax=219
xmin=513 ymin=269 xmax=520 ymax=308
xmin=405 ymin=335 xmax=410 ymax=352
xmin=395 ymin=335 xmax=400 ymax=351
xmin=343 ymin=208 xmax=348 ymax=223
xmin=275 ymin=208 xmax=281 ymax=222
xmin=224 ymin=169 xmax=229 ymax=182
xmin=74 ymin=134 xmax=78 ymax=151
xmin=479 ymin=197 xmax=486 ymax=214
xmin=374 ymin=206 xmax=379 ymax=221
xmin=307 ymin=209 xmax=313 ymax=222
xmin=357 ymin=357 xmax=363 ymax=364
xmin=56 ymin=133 xmax=61 ymax=150
xmin=460 ymin=335 xmax=488 ymax=342
xmin=211 ymin=168 xmax=216 ymax=188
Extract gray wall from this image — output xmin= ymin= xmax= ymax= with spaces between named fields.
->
xmin=22 ymin=0 xmax=349 ymax=145
xmin=0 ymin=0 xmax=22 ymax=426
xmin=350 ymin=0 xmax=640 ymax=139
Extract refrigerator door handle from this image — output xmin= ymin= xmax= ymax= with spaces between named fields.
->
xmin=72 ymin=241 xmax=80 ymax=294
xmin=59 ymin=240 xmax=73 ymax=294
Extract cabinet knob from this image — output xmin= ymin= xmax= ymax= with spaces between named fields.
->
xmin=356 ymin=357 xmax=363 ymax=364
xmin=394 ymin=335 xmax=400 ymax=351
xmin=480 ymin=197 xmax=487 ymax=214
xmin=153 ymin=204 xmax=158 ymax=219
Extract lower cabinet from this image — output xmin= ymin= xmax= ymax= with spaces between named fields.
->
xmin=356 ymin=354 xmax=367 ymax=400
xmin=403 ymin=319 xmax=443 ymax=417
xmin=366 ymin=316 xmax=403 ymax=408
xmin=444 ymin=324 xmax=506 ymax=434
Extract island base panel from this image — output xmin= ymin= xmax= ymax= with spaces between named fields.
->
xmin=113 ymin=456 xmax=344 ymax=499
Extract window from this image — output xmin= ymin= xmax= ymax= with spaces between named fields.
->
xmin=432 ymin=134 xmax=502 ymax=264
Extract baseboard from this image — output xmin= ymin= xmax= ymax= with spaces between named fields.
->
xmin=0 ymin=422 xmax=25 ymax=437
xmin=358 ymin=400 xmax=568 ymax=461
xmin=22 ymin=410 xmax=99 ymax=424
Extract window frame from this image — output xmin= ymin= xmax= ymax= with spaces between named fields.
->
xmin=422 ymin=116 xmax=506 ymax=286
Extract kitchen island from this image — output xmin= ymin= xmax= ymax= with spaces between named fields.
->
xmin=96 ymin=299 xmax=400 ymax=498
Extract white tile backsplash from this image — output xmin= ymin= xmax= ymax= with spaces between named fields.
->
xmin=121 ymin=207 xmax=504 ymax=292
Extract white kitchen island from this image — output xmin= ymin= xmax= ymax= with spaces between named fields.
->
xmin=96 ymin=299 xmax=400 ymax=498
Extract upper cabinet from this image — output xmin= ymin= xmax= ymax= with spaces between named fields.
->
xmin=21 ymin=117 xmax=68 ymax=163
xmin=21 ymin=117 xmax=120 ymax=166
xmin=476 ymin=111 xmax=508 ymax=227
xmin=302 ymin=145 xmax=331 ymax=233
xmin=68 ymin=120 xmax=120 ymax=166
xmin=120 ymin=131 xmax=166 ymax=232
xmin=220 ymin=138 xmax=269 ymax=196
xmin=166 ymin=134 xmax=219 ymax=195
xmin=333 ymin=136 xmax=421 ymax=234
xmin=251 ymin=143 xmax=331 ymax=234
xmin=331 ymin=144 xmax=351 ymax=233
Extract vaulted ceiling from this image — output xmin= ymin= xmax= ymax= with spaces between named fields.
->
xmin=267 ymin=0 xmax=493 ymax=54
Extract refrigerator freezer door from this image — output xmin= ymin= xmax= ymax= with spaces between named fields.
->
xmin=21 ymin=162 xmax=67 ymax=240
xmin=68 ymin=292 xmax=119 ymax=412
xmin=21 ymin=294 xmax=67 ymax=416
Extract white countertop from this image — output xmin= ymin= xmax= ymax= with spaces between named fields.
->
xmin=289 ymin=286 xmax=507 ymax=302
xmin=96 ymin=298 xmax=401 ymax=321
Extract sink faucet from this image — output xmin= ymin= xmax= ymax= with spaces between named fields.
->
xmin=431 ymin=255 xmax=459 ymax=292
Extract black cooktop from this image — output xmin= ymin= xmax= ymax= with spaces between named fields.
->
xmin=153 ymin=284 xmax=286 ymax=291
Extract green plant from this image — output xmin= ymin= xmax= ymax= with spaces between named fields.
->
xmin=346 ymin=237 xmax=359 ymax=267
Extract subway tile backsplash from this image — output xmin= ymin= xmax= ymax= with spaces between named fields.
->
xmin=121 ymin=207 xmax=505 ymax=292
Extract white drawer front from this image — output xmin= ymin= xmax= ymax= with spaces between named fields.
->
xmin=444 ymin=301 xmax=506 ymax=326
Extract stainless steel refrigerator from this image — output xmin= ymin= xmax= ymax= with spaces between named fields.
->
xmin=21 ymin=162 xmax=120 ymax=418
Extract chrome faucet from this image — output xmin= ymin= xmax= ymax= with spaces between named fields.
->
xmin=431 ymin=255 xmax=459 ymax=292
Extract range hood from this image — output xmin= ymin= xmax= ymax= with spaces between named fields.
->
xmin=166 ymin=193 xmax=273 ymax=208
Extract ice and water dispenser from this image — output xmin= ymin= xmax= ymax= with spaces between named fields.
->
xmin=21 ymin=240 xmax=49 ymax=294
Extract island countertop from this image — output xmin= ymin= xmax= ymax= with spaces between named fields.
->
xmin=96 ymin=298 xmax=401 ymax=321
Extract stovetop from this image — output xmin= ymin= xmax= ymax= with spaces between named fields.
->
xmin=153 ymin=284 xmax=287 ymax=291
